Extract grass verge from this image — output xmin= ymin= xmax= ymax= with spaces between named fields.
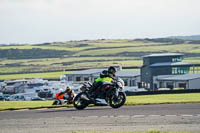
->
xmin=69 ymin=131 xmax=195 ymax=133
xmin=125 ymin=93 xmax=200 ymax=105
xmin=0 ymin=93 xmax=200 ymax=111
xmin=0 ymin=101 xmax=73 ymax=111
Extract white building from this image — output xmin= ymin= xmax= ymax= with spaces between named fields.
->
xmin=153 ymin=73 xmax=200 ymax=90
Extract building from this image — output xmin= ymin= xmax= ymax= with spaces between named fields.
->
xmin=141 ymin=53 xmax=197 ymax=90
xmin=65 ymin=68 xmax=105 ymax=82
xmin=65 ymin=53 xmax=200 ymax=91
xmin=65 ymin=67 xmax=140 ymax=88
xmin=153 ymin=73 xmax=200 ymax=90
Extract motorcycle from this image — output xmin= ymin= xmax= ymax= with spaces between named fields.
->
xmin=52 ymin=99 xmax=70 ymax=105
xmin=52 ymin=92 xmax=75 ymax=105
xmin=73 ymin=77 xmax=126 ymax=110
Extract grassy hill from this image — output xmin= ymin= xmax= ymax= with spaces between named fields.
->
xmin=0 ymin=39 xmax=200 ymax=79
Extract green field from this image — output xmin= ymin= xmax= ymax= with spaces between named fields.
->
xmin=0 ymin=71 xmax=71 ymax=80
xmin=0 ymin=39 xmax=200 ymax=80
xmin=1 ymin=93 xmax=200 ymax=111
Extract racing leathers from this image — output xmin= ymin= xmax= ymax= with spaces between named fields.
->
xmin=56 ymin=90 xmax=74 ymax=102
xmin=89 ymin=70 xmax=116 ymax=96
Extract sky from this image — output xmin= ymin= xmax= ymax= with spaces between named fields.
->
xmin=0 ymin=0 xmax=200 ymax=44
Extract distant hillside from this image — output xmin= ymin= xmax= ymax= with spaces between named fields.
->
xmin=169 ymin=35 xmax=200 ymax=40
xmin=0 ymin=39 xmax=200 ymax=74
xmin=134 ymin=38 xmax=185 ymax=44
xmin=0 ymin=48 xmax=72 ymax=59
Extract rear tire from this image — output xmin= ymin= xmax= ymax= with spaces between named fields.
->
xmin=52 ymin=99 xmax=61 ymax=105
xmin=73 ymin=92 xmax=89 ymax=110
xmin=109 ymin=92 xmax=126 ymax=109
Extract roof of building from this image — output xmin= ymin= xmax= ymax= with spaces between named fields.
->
xmin=143 ymin=53 xmax=183 ymax=58
xmin=116 ymin=70 xmax=140 ymax=77
xmin=150 ymin=62 xmax=194 ymax=67
xmin=156 ymin=73 xmax=200 ymax=81
xmin=66 ymin=69 xmax=105 ymax=75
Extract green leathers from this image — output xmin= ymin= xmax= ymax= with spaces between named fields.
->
xmin=95 ymin=77 xmax=113 ymax=83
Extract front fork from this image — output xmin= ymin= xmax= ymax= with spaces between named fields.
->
xmin=114 ymin=89 xmax=119 ymax=98
xmin=113 ymin=88 xmax=120 ymax=102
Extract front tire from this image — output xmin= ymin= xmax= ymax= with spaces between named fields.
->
xmin=73 ymin=92 xmax=89 ymax=110
xmin=109 ymin=92 xmax=126 ymax=109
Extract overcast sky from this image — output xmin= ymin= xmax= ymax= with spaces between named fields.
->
xmin=0 ymin=0 xmax=199 ymax=44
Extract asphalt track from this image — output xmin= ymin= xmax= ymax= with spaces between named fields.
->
xmin=0 ymin=103 xmax=200 ymax=133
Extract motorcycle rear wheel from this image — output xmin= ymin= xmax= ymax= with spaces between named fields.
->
xmin=52 ymin=99 xmax=61 ymax=105
xmin=109 ymin=92 xmax=126 ymax=109
xmin=73 ymin=92 xmax=89 ymax=110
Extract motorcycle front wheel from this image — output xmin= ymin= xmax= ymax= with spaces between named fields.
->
xmin=73 ymin=92 xmax=89 ymax=110
xmin=109 ymin=92 xmax=126 ymax=109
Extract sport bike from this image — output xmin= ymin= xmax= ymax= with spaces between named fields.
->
xmin=73 ymin=77 xmax=126 ymax=110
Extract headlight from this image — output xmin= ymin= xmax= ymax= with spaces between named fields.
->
xmin=117 ymin=82 xmax=124 ymax=89
xmin=117 ymin=78 xmax=125 ymax=89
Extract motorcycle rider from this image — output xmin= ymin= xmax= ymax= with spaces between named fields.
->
xmin=56 ymin=87 xmax=75 ymax=104
xmin=89 ymin=66 xmax=117 ymax=97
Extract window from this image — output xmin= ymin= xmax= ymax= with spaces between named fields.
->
xmin=172 ymin=67 xmax=177 ymax=74
xmin=159 ymin=81 xmax=164 ymax=88
xmin=172 ymin=67 xmax=189 ymax=75
xmin=179 ymin=83 xmax=186 ymax=89
xmin=130 ymin=80 xmax=136 ymax=86
xmin=84 ymin=77 xmax=89 ymax=81
xmin=172 ymin=57 xmax=182 ymax=62
xmin=138 ymin=82 xmax=142 ymax=88
xmin=154 ymin=84 xmax=158 ymax=90
xmin=76 ymin=77 xmax=81 ymax=81
xmin=68 ymin=76 xmax=72 ymax=81
xmin=123 ymin=79 xmax=128 ymax=86
xmin=166 ymin=82 xmax=174 ymax=89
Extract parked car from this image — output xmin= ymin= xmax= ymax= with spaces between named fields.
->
xmin=3 ymin=94 xmax=11 ymax=101
xmin=31 ymin=97 xmax=45 ymax=101
xmin=0 ymin=95 xmax=5 ymax=101
xmin=7 ymin=94 xmax=26 ymax=101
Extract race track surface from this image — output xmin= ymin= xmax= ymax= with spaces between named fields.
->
xmin=0 ymin=103 xmax=200 ymax=133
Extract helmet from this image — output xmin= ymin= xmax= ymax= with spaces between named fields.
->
xmin=108 ymin=66 xmax=116 ymax=74
xmin=66 ymin=87 xmax=71 ymax=92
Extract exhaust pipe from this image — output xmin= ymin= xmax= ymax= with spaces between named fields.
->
xmin=80 ymin=94 xmax=90 ymax=101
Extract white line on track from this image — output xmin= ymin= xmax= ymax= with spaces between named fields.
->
xmin=131 ymin=115 xmax=145 ymax=118
xmin=101 ymin=116 xmax=109 ymax=118
xmin=88 ymin=116 xmax=98 ymax=118
xmin=71 ymin=116 xmax=84 ymax=119
xmin=165 ymin=115 xmax=177 ymax=117
xmin=181 ymin=114 xmax=193 ymax=117
xmin=149 ymin=115 xmax=161 ymax=117
xmin=117 ymin=115 xmax=130 ymax=118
